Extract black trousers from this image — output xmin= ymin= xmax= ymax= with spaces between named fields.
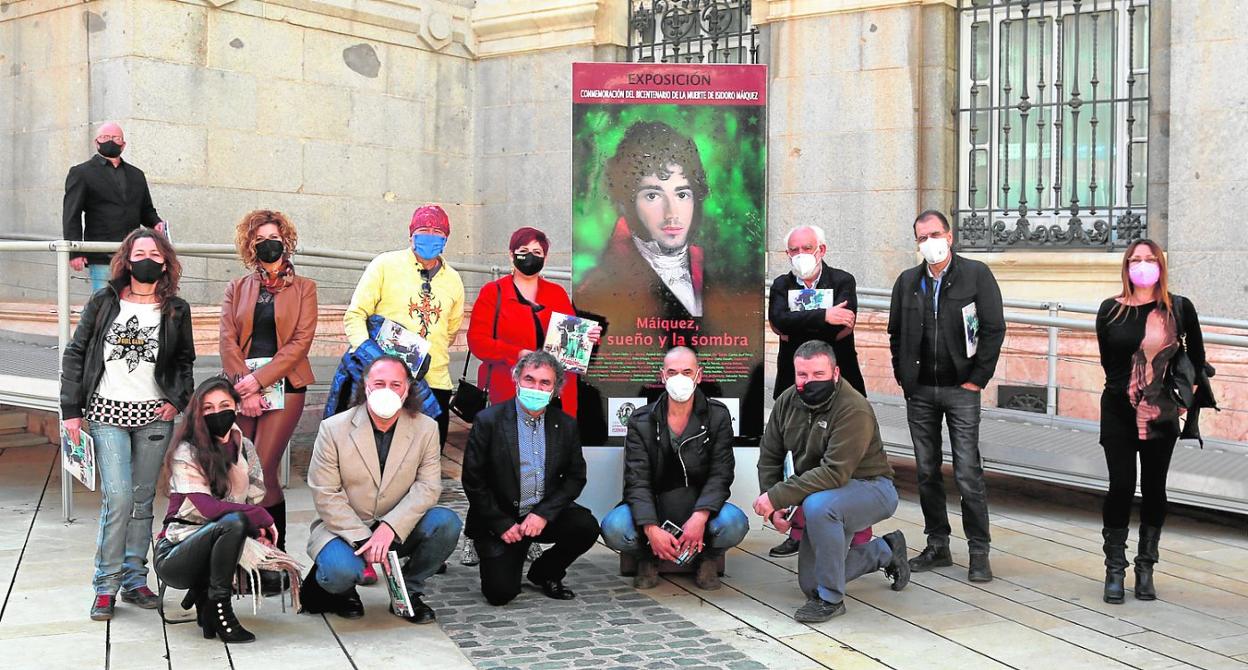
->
xmin=475 ymin=505 xmax=599 ymax=606
xmin=1101 ymin=434 xmax=1176 ymax=529
xmin=154 ymin=512 xmax=250 ymax=600
xmin=431 ymin=388 xmax=452 ymax=446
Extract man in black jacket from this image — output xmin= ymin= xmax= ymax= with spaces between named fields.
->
xmin=600 ymin=347 xmax=747 ymax=591
xmin=462 ymin=351 xmax=599 ymax=606
xmin=767 ymin=223 xmax=866 ymax=558
xmin=63 ymin=122 xmax=165 ymax=292
xmin=887 ymin=210 xmax=1005 ymax=582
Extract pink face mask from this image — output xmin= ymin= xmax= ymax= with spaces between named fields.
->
xmin=1129 ymin=260 xmax=1160 ymax=288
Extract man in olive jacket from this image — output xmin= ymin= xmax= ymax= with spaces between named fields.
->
xmin=755 ymin=340 xmax=910 ymax=623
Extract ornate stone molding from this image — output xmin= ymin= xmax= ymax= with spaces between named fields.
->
xmin=472 ymin=0 xmax=627 ymax=59
xmin=240 ymin=0 xmax=475 ymax=56
xmin=752 ymin=0 xmax=955 ymax=25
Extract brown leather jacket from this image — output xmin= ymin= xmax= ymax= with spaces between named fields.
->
xmin=219 ymin=272 xmax=318 ymax=389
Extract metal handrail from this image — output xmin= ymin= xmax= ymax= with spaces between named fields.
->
xmin=2 ymin=238 xmax=1245 ymax=519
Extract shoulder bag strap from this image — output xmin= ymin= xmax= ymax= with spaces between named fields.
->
xmin=460 ymin=279 xmax=505 ymax=384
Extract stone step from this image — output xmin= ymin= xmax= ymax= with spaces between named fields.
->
xmin=0 ymin=432 xmax=51 ymax=449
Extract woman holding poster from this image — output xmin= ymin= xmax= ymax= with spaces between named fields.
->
xmin=219 ymin=209 xmax=319 ymax=591
xmin=468 ymin=227 xmax=601 ymax=416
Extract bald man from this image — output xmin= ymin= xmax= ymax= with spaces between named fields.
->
xmin=601 ymin=346 xmax=746 ymax=591
xmin=63 ymin=122 xmax=166 ymax=292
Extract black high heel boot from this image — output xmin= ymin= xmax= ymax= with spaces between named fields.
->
xmin=1102 ymin=527 xmax=1129 ymax=604
xmin=259 ymin=500 xmax=289 ymax=596
xmin=207 ymin=597 xmax=256 ymax=643
xmin=1134 ymin=525 xmax=1161 ymax=601
xmin=190 ymin=590 xmax=215 ymax=639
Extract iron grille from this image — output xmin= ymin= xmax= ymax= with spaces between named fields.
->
xmin=627 ymin=1 xmax=760 ymax=64
xmin=955 ymin=0 xmax=1150 ymax=251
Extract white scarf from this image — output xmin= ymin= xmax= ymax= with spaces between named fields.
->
xmin=632 ymin=235 xmax=702 ymax=317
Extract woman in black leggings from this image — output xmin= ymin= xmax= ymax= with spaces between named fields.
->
xmin=1095 ymin=239 xmax=1205 ymax=605
xmin=154 ymin=377 xmax=276 ymax=643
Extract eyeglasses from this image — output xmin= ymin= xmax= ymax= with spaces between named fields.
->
xmin=418 ymin=268 xmax=432 ymax=296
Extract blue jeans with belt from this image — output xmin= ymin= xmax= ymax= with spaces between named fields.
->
xmin=600 ymin=502 xmax=750 ymax=555
xmin=314 ymin=506 xmax=462 ymax=598
xmin=88 ymin=419 xmax=174 ymax=594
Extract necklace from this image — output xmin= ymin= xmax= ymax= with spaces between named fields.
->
xmin=128 ymin=288 xmax=155 ymax=297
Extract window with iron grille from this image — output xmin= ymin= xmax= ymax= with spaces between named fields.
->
xmin=627 ymin=1 xmax=760 ymax=64
xmin=955 ymin=0 xmax=1150 ymax=251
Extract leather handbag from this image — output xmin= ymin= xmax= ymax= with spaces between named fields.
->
xmin=1165 ymin=294 xmax=1197 ymax=410
xmin=450 ymin=281 xmax=502 ymax=422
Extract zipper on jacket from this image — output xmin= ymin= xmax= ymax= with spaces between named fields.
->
xmin=675 ymin=428 xmax=707 ymax=488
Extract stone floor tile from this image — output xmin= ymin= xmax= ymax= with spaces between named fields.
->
xmin=1121 ymin=632 xmax=1248 ymax=670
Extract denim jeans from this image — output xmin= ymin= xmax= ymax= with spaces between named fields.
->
xmin=89 ymin=419 xmax=174 ymax=594
xmin=600 ymin=502 xmax=750 ymax=555
xmin=799 ymin=478 xmax=898 ymax=604
xmin=905 ymin=384 xmax=992 ymax=554
xmin=314 ymin=506 xmax=462 ymax=597
xmin=88 ymin=262 xmax=110 ymax=293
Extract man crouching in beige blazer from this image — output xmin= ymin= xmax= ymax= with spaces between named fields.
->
xmin=301 ymin=354 xmax=462 ymax=624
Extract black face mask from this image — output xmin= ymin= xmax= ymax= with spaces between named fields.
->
xmin=255 ymin=239 xmax=285 ymax=264
xmin=204 ymin=409 xmax=236 ymax=440
xmin=513 ymin=252 xmax=545 ymax=277
xmin=797 ymin=379 xmax=837 ymax=407
xmin=130 ymin=258 xmax=165 ymax=284
xmin=97 ymin=140 xmax=123 ymax=158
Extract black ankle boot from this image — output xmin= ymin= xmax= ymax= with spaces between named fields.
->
xmin=1102 ymin=527 xmax=1129 ymax=604
xmin=268 ymin=500 xmax=287 ymax=552
xmin=1134 ymin=524 xmax=1161 ymax=601
xmin=207 ymin=597 xmax=256 ymax=643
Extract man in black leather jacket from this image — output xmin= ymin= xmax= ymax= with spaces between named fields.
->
xmin=600 ymin=347 xmax=747 ymax=591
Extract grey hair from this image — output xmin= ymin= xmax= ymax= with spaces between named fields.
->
xmin=512 ymin=350 xmax=565 ymax=390
xmin=785 ymin=224 xmax=827 ymax=249
xmin=793 ymin=339 xmax=837 ymax=367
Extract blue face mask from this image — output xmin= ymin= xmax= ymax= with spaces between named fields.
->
xmin=412 ymin=234 xmax=447 ymax=260
xmin=516 ymin=386 xmax=552 ymax=413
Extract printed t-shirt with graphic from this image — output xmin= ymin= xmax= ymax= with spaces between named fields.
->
xmin=85 ymin=299 xmax=165 ymax=427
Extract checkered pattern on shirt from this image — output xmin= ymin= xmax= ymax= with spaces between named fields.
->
xmin=85 ymin=395 xmax=163 ymax=428
xmin=516 ymin=404 xmax=546 ymax=516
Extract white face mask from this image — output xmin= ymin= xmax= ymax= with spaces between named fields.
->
xmin=790 ymin=253 xmax=819 ymax=280
xmin=366 ymin=387 xmax=403 ymax=419
xmin=664 ymin=373 xmax=697 ymax=403
xmin=918 ymin=236 xmax=950 ymax=265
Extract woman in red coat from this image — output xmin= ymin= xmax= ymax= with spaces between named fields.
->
xmin=468 ymin=227 xmax=599 ymax=417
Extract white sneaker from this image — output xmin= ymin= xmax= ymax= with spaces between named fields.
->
xmin=460 ymin=539 xmax=479 ymax=566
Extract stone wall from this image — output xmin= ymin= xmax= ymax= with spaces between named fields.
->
xmin=762 ymin=3 xmax=958 ymax=293
xmin=1 ymin=0 xmax=477 ymax=305
xmin=1163 ymin=2 xmax=1248 ymax=319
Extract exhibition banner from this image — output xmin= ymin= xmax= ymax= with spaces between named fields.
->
xmin=571 ymin=62 xmax=767 ymax=444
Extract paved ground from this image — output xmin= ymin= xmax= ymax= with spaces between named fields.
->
xmin=2 ymin=416 xmax=1247 ymax=670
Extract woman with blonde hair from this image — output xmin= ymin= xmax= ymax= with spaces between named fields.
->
xmin=1095 ymin=239 xmax=1207 ymax=604
xmin=220 ymin=209 xmax=318 ymax=593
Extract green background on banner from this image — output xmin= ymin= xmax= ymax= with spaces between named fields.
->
xmin=571 ymin=104 xmax=767 ymax=283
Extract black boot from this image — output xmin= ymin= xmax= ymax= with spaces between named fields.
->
xmin=1134 ymin=525 xmax=1161 ymax=601
xmin=1102 ymin=527 xmax=1129 ymax=604
xmin=206 ymin=597 xmax=255 ymax=643
xmin=298 ymin=565 xmax=333 ymax=615
xmin=269 ymin=500 xmax=287 ymax=552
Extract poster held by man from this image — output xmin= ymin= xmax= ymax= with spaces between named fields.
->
xmin=571 ymin=63 xmax=767 ymax=445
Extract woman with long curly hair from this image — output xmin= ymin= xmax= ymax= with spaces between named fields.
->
xmin=59 ymin=227 xmax=196 ymax=621
xmin=219 ymin=209 xmax=318 ymax=593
